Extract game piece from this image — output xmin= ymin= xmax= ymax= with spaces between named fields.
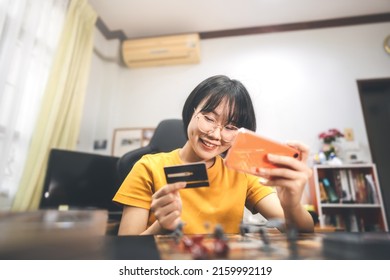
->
xmin=213 ymin=224 xmax=226 ymax=240
xmin=258 ymin=227 xmax=273 ymax=252
xmin=239 ymin=221 xmax=249 ymax=241
xmin=181 ymin=235 xmax=194 ymax=249
xmin=266 ymin=218 xmax=285 ymax=230
xmin=170 ymin=221 xmax=184 ymax=244
xmin=213 ymin=238 xmax=229 ymax=258
xmin=213 ymin=224 xmax=229 ymax=258
xmin=181 ymin=234 xmax=209 ymax=259
xmin=189 ymin=235 xmax=209 ymax=259
xmin=287 ymin=226 xmax=299 ymax=260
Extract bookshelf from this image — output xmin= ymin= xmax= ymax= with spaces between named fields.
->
xmin=309 ymin=164 xmax=388 ymax=232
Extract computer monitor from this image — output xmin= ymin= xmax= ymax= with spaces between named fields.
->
xmin=39 ymin=149 xmax=123 ymax=220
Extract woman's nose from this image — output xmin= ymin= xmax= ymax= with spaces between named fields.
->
xmin=207 ymin=125 xmax=222 ymax=140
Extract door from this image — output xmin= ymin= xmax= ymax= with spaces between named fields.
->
xmin=358 ymin=78 xmax=390 ymax=229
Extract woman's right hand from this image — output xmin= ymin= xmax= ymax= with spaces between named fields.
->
xmin=150 ymin=182 xmax=186 ymax=232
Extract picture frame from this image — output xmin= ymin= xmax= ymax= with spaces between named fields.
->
xmin=111 ymin=127 xmax=155 ymax=157
xmin=141 ymin=128 xmax=155 ymax=147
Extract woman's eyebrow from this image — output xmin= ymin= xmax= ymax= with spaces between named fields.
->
xmin=206 ymin=111 xmax=234 ymax=125
xmin=202 ymin=109 xmax=219 ymax=117
xmin=211 ymin=111 xmax=220 ymax=117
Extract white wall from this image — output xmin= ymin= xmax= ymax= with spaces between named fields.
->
xmin=79 ymin=22 xmax=390 ymax=164
xmin=77 ymin=30 xmax=121 ymax=155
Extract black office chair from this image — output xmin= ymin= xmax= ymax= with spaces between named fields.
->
xmin=116 ymin=119 xmax=187 ymax=182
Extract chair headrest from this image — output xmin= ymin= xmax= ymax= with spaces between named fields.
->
xmin=149 ymin=119 xmax=187 ymax=152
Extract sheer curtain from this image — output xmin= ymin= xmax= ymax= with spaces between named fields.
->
xmin=0 ymin=0 xmax=69 ymax=209
xmin=11 ymin=0 xmax=97 ymax=211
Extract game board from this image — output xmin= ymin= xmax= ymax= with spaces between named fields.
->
xmin=155 ymin=230 xmax=324 ymax=260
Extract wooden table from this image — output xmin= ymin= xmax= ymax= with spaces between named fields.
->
xmin=2 ymin=210 xmax=389 ymax=260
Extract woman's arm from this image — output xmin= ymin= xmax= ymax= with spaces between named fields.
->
xmin=254 ymin=193 xmax=314 ymax=232
xmin=253 ymin=141 xmax=314 ymax=233
xmin=117 ymin=206 xmax=149 ymax=235
xmin=117 ymin=182 xmax=186 ymax=235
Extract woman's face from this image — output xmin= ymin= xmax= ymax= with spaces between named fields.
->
xmin=186 ymin=99 xmax=234 ymax=164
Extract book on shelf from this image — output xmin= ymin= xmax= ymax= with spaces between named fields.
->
xmin=332 ymin=169 xmax=353 ymax=203
xmin=365 ymin=174 xmax=379 ymax=204
xmin=355 ymin=172 xmax=369 ymax=203
xmin=319 ymin=169 xmax=378 ymax=205
xmin=342 ymin=169 xmax=378 ymax=204
xmin=324 ymin=213 xmax=345 ymax=230
xmin=322 ymin=178 xmax=339 ymax=203
xmin=325 ymin=212 xmax=361 ymax=232
xmin=331 ymin=170 xmax=344 ymax=200
xmin=339 ymin=169 xmax=353 ymax=202
xmin=319 ymin=181 xmax=329 ymax=203
xmin=347 ymin=169 xmax=357 ymax=202
xmin=346 ymin=213 xmax=359 ymax=232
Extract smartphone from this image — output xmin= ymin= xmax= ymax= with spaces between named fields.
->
xmin=224 ymin=128 xmax=300 ymax=175
xmin=164 ymin=162 xmax=209 ymax=188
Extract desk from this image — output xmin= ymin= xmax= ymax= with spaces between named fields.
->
xmin=1 ymin=210 xmax=390 ymax=260
xmin=0 ymin=231 xmax=321 ymax=260
xmin=3 ymin=231 xmax=390 ymax=260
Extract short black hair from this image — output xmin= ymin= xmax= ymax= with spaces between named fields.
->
xmin=182 ymin=75 xmax=256 ymax=138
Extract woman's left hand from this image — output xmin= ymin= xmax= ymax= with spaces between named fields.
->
xmin=258 ymin=141 xmax=313 ymax=210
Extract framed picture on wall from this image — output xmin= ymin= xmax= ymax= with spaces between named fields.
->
xmin=142 ymin=128 xmax=155 ymax=147
xmin=112 ymin=127 xmax=155 ymax=157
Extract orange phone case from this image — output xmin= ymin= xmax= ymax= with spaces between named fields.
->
xmin=224 ymin=128 xmax=300 ymax=175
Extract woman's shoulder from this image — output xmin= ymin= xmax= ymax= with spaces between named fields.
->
xmin=138 ymin=149 xmax=181 ymax=166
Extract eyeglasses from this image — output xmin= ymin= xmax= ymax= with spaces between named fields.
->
xmin=196 ymin=113 xmax=239 ymax=142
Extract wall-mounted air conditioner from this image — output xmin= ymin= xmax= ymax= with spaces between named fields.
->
xmin=122 ymin=33 xmax=201 ymax=68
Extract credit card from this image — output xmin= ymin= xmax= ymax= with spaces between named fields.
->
xmin=164 ymin=162 xmax=209 ymax=188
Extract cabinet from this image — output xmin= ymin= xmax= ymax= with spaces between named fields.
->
xmin=309 ymin=164 xmax=388 ymax=232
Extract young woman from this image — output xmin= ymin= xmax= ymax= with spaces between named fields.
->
xmin=113 ymin=75 xmax=314 ymax=235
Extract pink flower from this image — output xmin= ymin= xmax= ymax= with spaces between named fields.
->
xmin=318 ymin=128 xmax=344 ymax=144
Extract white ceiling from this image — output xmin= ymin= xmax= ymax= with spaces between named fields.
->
xmin=88 ymin=0 xmax=390 ymax=39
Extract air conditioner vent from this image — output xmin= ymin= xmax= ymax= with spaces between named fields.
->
xmin=122 ymin=33 xmax=201 ymax=68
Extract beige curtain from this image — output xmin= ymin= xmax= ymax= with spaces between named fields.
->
xmin=12 ymin=0 xmax=97 ymax=211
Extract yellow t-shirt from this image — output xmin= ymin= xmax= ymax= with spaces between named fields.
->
xmin=113 ymin=149 xmax=274 ymax=234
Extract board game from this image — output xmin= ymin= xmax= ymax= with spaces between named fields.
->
xmin=155 ymin=228 xmax=324 ymax=260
